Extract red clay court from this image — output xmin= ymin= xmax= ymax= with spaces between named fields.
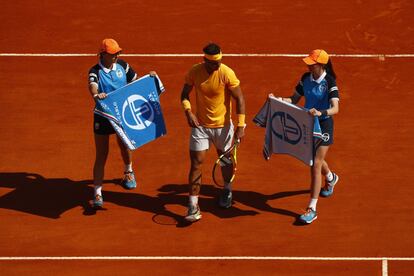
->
xmin=1 ymin=1 xmax=413 ymax=275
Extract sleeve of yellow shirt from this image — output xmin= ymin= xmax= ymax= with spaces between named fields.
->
xmin=223 ymin=65 xmax=240 ymax=89
xmin=185 ymin=64 xmax=197 ymax=86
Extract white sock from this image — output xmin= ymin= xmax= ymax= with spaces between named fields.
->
xmin=189 ymin=195 xmax=199 ymax=206
xmin=94 ymin=185 xmax=102 ymax=196
xmin=224 ymin=182 xmax=232 ymax=191
xmin=308 ymin=198 xmax=318 ymax=211
xmin=125 ymin=163 xmax=133 ymax=172
xmin=326 ymin=171 xmax=333 ymax=182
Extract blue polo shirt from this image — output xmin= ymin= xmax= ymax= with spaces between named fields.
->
xmin=88 ymin=59 xmax=137 ymax=93
xmin=295 ymin=71 xmax=339 ymax=120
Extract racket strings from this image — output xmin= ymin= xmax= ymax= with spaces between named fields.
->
xmin=212 ymin=141 xmax=239 ymax=187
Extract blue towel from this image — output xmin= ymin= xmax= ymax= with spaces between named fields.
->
xmin=94 ymin=74 xmax=166 ymax=150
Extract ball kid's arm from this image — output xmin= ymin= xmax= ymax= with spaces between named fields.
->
xmin=89 ymin=83 xmax=107 ymax=100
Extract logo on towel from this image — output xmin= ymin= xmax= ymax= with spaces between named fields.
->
xmin=271 ymin=112 xmax=302 ymax=145
xmin=122 ymin=95 xmax=154 ymax=130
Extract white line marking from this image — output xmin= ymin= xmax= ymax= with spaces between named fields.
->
xmin=382 ymin=259 xmax=388 ymax=276
xmin=0 ymin=53 xmax=414 ymax=58
xmin=0 ymin=256 xmax=413 ymax=261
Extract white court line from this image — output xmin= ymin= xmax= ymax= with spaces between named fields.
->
xmin=1 ymin=256 xmax=407 ymax=275
xmin=0 ymin=53 xmax=414 ymax=58
xmin=382 ymin=259 xmax=388 ymax=276
xmin=0 ymin=256 xmax=413 ymax=260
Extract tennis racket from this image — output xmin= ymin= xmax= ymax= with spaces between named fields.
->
xmin=212 ymin=139 xmax=240 ymax=187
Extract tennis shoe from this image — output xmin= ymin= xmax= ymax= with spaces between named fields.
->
xmin=219 ymin=189 xmax=233 ymax=209
xmin=185 ymin=204 xmax=202 ymax=222
xmin=320 ymin=172 xmax=339 ymax=197
xmin=92 ymin=194 xmax=103 ymax=208
xmin=298 ymin=208 xmax=317 ymax=224
xmin=120 ymin=171 xmax=136 ymax=190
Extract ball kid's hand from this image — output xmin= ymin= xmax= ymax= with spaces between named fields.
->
xmin=308 ymin=108 xmax=322 ymax=117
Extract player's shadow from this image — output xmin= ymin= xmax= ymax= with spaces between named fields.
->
xmin=157 ymin=184 xmax=259 ymax=220
xmin=158 ymin=183 xmax=308 ymax=219
xmin=0 ymin=172 xmax=197 ymax=227
xmin=0 ymin=172 xmax=187 ymax=226
xmin=97 ymin=189 xmax=192 ymax=227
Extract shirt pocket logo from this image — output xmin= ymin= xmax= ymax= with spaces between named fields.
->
xmin=318 ymin=83 xmax=328 ymax=94
xmin=116 ymin=69 xmax=123 ymax=78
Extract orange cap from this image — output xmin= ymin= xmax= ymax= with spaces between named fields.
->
xmin=100 ymin=38 xmax=122 ymax=54
xmin=303 ymin=49 xmax=329 ymax=65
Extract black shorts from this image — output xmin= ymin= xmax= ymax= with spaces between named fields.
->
xmin=93 ymin=113 xmax=115 ymax=135
xmin=317 ymin=117 xmax=334 ymax=147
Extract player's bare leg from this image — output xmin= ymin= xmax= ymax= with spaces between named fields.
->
xmin=185 ymin=150 xmax=207 ymax=222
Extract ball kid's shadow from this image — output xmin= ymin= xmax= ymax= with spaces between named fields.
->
xmin=0 ymin=172 xmax=116 ymax=219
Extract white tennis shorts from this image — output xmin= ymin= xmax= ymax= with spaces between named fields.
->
xmin=190 ymin=122 xmax=234 ymax=152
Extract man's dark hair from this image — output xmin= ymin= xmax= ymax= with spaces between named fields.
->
xmin=203 ymin=43 xmax=221 ymax=55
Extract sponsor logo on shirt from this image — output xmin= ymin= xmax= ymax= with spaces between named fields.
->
xmin=116 ymin=69 xmax=123 ymax=78
xmin=318 ymin=83 xmax=328 ymax=94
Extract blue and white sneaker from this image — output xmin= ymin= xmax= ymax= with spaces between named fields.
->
xmin=92 ymin=194 xmax=103 ymax=208
xmin=120 ymin=171 xmax=136 ymax=190
xmin=299 ymin=208 xmax=318 ymax=224
xmin=320 ymin=172 xmax=339 ymax=197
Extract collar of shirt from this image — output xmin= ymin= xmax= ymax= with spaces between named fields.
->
xmin=99 ymin=61 xmax=118 ymax=74
xmin=310 ymin=70 xmax=327 ymax=84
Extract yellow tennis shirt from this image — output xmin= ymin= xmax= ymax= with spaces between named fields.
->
xmin=185 ymin=63 xmax=240 ymax=128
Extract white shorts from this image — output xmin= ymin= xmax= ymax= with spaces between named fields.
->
xmin=190 ymin=123 xmax=234 ymax=152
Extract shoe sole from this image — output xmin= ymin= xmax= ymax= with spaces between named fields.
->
xmin=92 ymin=202 xmax=103 ymax=208
xmin=300 ymin=215 xmax=317 ymax=224
xmin=121 ymin=181 xmax=136 ymax=190
xmin=219 ymin=202 xmax=232 ymax=209
xmin=123 ymin=185 xmax=136 ymax=190
xmin=184 ymin=214 xmax=202 ymax=222
xmin=320 ymin=189 xmax=333 ymax=197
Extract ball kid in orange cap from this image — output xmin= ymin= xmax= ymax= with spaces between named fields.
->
xmin=99 ymin=38 xmax=122 ymax=54
xmin=303 ymin=49 xmax=330 ymax=65
xmin=271 ymin=48 xmax=340 ymax=224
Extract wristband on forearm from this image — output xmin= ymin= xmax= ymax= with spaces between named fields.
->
xmin=181 ymin=99 xmax=191 ymax=111
xmin=237 ymin=114 xmax=246 ymax=127
xmin=321 ymin=110 xmax=328 ymax=116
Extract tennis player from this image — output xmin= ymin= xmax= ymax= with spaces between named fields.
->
xmin=278 ymin=49 xmax=340 ymax=224
xmin=88 ymin=38 xmax=155 ymax=208
xmin=180 ymin=42 xmax=246 ymax=222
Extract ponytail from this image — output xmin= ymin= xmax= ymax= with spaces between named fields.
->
xmin=325 ymin=59 xmax=337 ymax=80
